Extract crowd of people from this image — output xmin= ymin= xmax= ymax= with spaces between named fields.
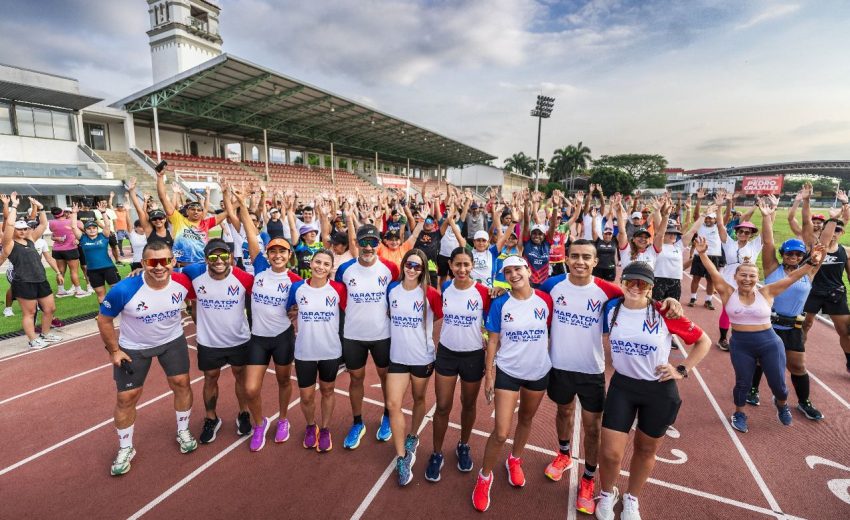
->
xmin=1 ymin=172 xmax=849 ymax=519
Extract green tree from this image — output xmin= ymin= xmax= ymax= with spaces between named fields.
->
xmin=594 ymin=154 xmax=667 ymax=186
xmin=541 ymin=181 xmax=563 ymax=196
xmin=589 ymin=165 xmax=637 ymax=195
xmin=504 ymin=152 xmax=534 ymax=176
xmin=548 ymin=142 xmax=592 ymax=183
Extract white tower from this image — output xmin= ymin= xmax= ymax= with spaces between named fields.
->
xmin=147 ymin=0 xmax=223 ymax=84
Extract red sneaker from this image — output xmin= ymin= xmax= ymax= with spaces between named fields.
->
xmin=505 ymin=455 xmax=525 ymax=487
xmin=544 ymin=452 xmax=573 ymax=481
xmin=472 ymin=471 xmax=493 ymax=512
xmin=576 ymin=476 xmax=596 ymax=514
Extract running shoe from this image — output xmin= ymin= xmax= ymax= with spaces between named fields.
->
xmin=377 ymin=414 xmax=392 ymax=442
xmin=797 ymin=400 xmax=824 ymax=421
xmin=236 ymin=411 xmax=251 ymax=436
xmin=577 ymin=476 xmax=595 ymax=514
xmin=544 ymin=452 xmax=573 ymax=481
xmin=56 ymin=288 xmax=73 ymax=298
xmin=687 ymin=298 xmax=696 ymax=307
xmin=397 ymin=451 xmax=414 ymax=486
xmin=176 ymin=428 xmax=198 ymax=454
xmin=51 ymin=318 xmax=65 ymax=328
xmin=745 ymin=388 xmax=760 ymax=406
xmin=199 ymin=417 xmax=222 ymax=444
xmin=40 ymin=333 xmax=62 ymax=343
xmin=621 ymin=493 xmax=641 ymax=520
xmin=775 ymin=399 xmax=792 ymax=426
xmin=274 ymin=418 xmax=291 ymax=443
xmin=505 ymin=454 xmax=525 ymax=487
xmin=425 ymin=452 xmax=444 ymax=482
xmin=74 ymin=288 xmax=89 ymax=298
xmin=303 ymin=424 xmax=318 ymax=449
xmin=110 ymin=446 xmax=136 ymax=476
xmin=595 ymin=486 xmax=619 ymax=520
xmin=2 ymin=307 xmax=13 ymax=317
xmin=717 ymin=338 xmax=730 ymax=351
xmin=28 ymin=338 xmax=48 ymax=349
xmin=472 ymin=471 xmax=493 ymax=512
xmin=404 ymin=433 xmax=419 ymax=455
xmin=249 ymin=417 xmax=270 ymax=452
xmin=704 ymin=301 xmax=715 ymax=310
xmin=317 ymin=428 xmax=332 ymax=452
xmin=343 ymin=422 xmax=366 ymax=449
xmin=730 ymin=412 xmax=748 ymax=433
xmin=456 ymin=442 xmax=473 ymax=472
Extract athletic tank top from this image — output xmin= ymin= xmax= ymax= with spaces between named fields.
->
xmin=725 ymin=289 xmax=771 ymax=326
xmin=266 ymin=218 xmax=284 ymax=239
xmin=147 ymin=228 xmax=174 ymax=249
xmin=811 ymin=244 xmax=847 ymax=294
xmin=765 ymin=267 xmax=811 ymax=329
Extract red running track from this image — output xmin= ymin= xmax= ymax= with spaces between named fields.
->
xmin=0 ymin=306 xmax=849 ymax=519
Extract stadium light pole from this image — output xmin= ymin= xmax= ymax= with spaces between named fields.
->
xmin=530 ymin=95 xmax=555 ymax=192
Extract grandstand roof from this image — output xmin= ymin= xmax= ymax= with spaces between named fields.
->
xmin=111 ymin=54 xmax=495 ymax=167
xmin=0 ymin=63 xmax=102 ymax=111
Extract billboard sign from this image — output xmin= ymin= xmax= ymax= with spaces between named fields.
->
xmin=741 ymin=175 xmax=784 ymax=194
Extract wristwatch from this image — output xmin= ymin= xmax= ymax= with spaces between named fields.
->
xmin=676 ymin=365 xmax=689 ymax=378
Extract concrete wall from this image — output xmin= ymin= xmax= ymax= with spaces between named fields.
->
xmin=0 ymin=134 xmax=81 ymax=163
xmin=107 ymin=122 xmax=126 ymax=151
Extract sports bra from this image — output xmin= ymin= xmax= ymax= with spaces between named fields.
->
xmin=725 ymin=289 xmax=771 ymax=326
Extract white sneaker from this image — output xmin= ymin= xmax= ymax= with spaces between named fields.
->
xmin=110 ymin=446 xmax=136 ymax=476
xmin=3 ymin=307 xmax=13 ymax=317
xmin=29 ymin=338 xmax=48 ymax=349
xmin=595 ymin=486 xmax=619 ymax=520
xmin=621 ymin=493 xmax=641 ymax=520
xmin=74 ymin=288 xmax=88 ymax=298
xmin=56 ymin=288 xmax=72 ymax=298
xmin=40 ymin=333 xmax=63 ymax=343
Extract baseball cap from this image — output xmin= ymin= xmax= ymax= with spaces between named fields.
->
xmin=269 ymin=208 xmax=280 ymax=215
xmin=84 ymin=220 xmax=99 ymax=229
xmin=811 ymin=214 xmax=826 ymax=221
xmin=384 ymin=230 xmax=400 ymax=240
xmin=356 ymin=224 xmax=381 ymax=242
xmin=633 ymin=227 xmax=651 ymax=238
xmin=622 ymin=261 xmax=655 ymax=285
xmin=13 ymin=220 xmax=29 ymax=230
xmin=473 ymin=230 xmax=490 ymax=241
xmin=149 ymin=209 xmax=166 ymax=220
xmin=705 ymin=212 xmax=717 ymax=219
xmin=665 ymin=226 xmax=682 ymax=236
xmin=470 ymin=202 xmax=480 ymax=209
xmin=204 ymin=238 xmax=231 ymax=256
xmin=266 ymin=237 xmax=291 ymax=251
xmin=631 ymin=211 xmax=642 ymax=219
xmin=531 ymin=224 xmax=547 ymax=234
xmin=500 ymin=255 xmax=528 ymax=273
xmin=779 ymin=238 xmax=806 ymax=255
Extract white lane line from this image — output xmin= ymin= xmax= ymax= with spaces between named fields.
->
xmin=350 ymin=402 xmax=437 ymax=520
xmin=566 ymin=404 xmax=582 ymax=520
xmin=0 ymin=329 xmax=103 ymax=363
xmin=0 ymin=372 xmax=210 ymax=477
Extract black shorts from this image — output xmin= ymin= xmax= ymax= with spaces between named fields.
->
xmin=774 ymin=327 xmax=805 ymax=353
xmin=247 ymin=328 xmax=295 ymax=366
xmin=592 ymin=267 xmax=616 ymax=282
xmin=602 ymin=371 xmax=681 ymax=438
xmin=652 ymin=277 xmax=682 ymax=301
xmin=77 ymin=245 xmax=86 ymax=266
xmin=437 ymin=255 xmax=451 ymax=277
xmin=343 ymin=337 xmax=391 ymax=370
xmin=494 ymin=365 xmax=549 ymax=392
xmin=51 ymin=249 xmax=80 ymax=261
xmin=11 ymin=280 xmax=52 ymax=300
xmin=803 ymin=290 xmax=850 ymax=316
xmin=547 ymin=368 xmax=606 ymax=413
xmin=388 ymin=361 xmax=434 ymax=379
xmin=108 ymin=234 xmax=118 ymax=247
xmin=294 ymin=358 xmax=339 ymax=387
xmin=435 ymin=345 xmax=485 ymax=382
xmin=197 ymin=342 xmax=250 ymax=371
xmin=115 ymin=336 xmax=190 ymax=392
xmin=690 ymin=254 xmax=722 ymax=278
xmin=87 ymin=266 xmax=120 ymax=288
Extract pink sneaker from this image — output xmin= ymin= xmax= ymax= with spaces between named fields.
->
xmin=275 ymin=418 xmax=290 ymax=443
xmin=317 ymin=428 xmax=332 ymax=452
xmin=249 ymin=417 xmax=270 ymax=452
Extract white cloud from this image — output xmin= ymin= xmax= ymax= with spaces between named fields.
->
xmin=735 ymin=3 xmax=801 ymax=30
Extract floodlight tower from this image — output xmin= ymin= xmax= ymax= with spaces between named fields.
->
xmin=531 ymin=95 xmax=555 ymax=192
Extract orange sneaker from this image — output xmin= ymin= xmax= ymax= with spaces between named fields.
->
xmin=505 ymin=455 xmax=526 ymax=487
xmin=544 ymin=452 xmax=573 ymax=481
xmin=472 ymin=471 xmax=493 ymax=512
xmin=576 ymin=476 xmax=596 ymax=514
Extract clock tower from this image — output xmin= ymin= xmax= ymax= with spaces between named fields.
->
xmin=147 ymin=0 xmax=223 ymax=83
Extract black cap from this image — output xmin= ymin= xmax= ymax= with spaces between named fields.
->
xmin=665 ymin=226 xmax=682 ymax=236
xmin=204 ymin=238 xmax=232 ymax=256
xmin=149 ymin=209 xmax=166 ymax=220
xmin=384 ymin=230 xmax=400 ymax=240
xmin=622 ymin=262 xmax=655 ymax=285
xmin=330 ymin=231 xmax=348 ymax=245
xmin=356 ymin=224 xmax=380 ymax=241
xmin=633 ymin=227 xmax=651 ymax=238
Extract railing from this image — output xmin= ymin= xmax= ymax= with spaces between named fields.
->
xmin=77 ymin=144 xmax=109 ymax=178
xmin=188 ymin=16 xmax=209 ymax=32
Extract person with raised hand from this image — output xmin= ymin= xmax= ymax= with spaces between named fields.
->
xmin=127 ymin=177 xmax=173 ymax=250
xmin=71 ymin=202 xmax=120 ymax=304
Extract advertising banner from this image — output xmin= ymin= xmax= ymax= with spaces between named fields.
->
xmin=741 ymin=175 xmax=784 ymax=194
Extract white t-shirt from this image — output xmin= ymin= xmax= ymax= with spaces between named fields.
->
xmin=582 ymin=214 xmax=602 ymax=240
xmin=439 ymin=225 xmax=460 ymax=257
xmin=439 ymin=281 xmax=491 ymax=352
xmin=287 ymin=279 xmax=347 ymax=361
xmin=720 ymin=237 xmax=762 ymax=284
xmin=99 ymin=273 xmax=192 ymax=350
xmin=698 ymin=224 xmax=722 ymax=256
xmin=251 ymin=253 xmax=302 ymax=337
xmin=471 ymin=247 xmax=499 ymax=288
xmin=485 ymin=290 xmax=554 ymax=381
xmin=540 ymin=275 xmax=622 ymax=374
xmin=654 ymin=242 xmax=687 ymax=279
xmin=603 ymin=300 xmax=703 ymax=381
xmin=184 ymin=264 xmax=253 ymax=348
xmin=619 ymin=244 xmax=660 ymax=270
xmin=335 ymin=258 xmax=400 ymax=341
xmin=387 ymin=282 xmax=443 ymax=365
xmin=129 ymin=231 xmax=147 ymax=263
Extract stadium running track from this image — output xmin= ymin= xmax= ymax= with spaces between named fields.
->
xmin=1 ymin=275 xmax=849 ymax=519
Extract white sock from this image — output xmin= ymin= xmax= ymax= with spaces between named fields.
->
xmin=117 ymin=424 xmax=134 ymax=448
xmin=690 ymin=293 xmax=697 ymax=299
xmin=705 ymin=296 xmax=713 ymax=302
xmin=176 ymin=409 xmax=191 ymax=432
xmin=74 ymin=285 xmax=81 ymax=292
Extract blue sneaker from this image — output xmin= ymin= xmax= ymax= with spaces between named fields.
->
xmin=377 ymin=414 xmax=392 ymax=442
xmin=775 ymin=399 xmax=792 ymax=426
xmin=424 ymin=452 xmax=444 ymax=482
xmin=397 ymin=452 xmax=413 ymax=486
xmin=404 ymin=434 xmax=419 ymax=455
xmin=456 ymin=442 xmax=473 ymax=472
xmin=731 ymin=411 xmax=748 ymax=433
xmin=343 ymin=423 xmax=366 ymax=450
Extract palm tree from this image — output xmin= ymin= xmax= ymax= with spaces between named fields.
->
xmin=549 ymin=142 xmax=592 ymax=188
xmin=503 ymin=152 xmax=534 ymax=177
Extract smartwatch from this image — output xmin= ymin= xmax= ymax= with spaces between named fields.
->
xmin=676 ymin=365 xmax=689 ymax=379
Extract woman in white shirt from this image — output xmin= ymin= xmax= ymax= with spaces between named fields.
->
xmin=128 ymin=220 xmax=148 ymax=271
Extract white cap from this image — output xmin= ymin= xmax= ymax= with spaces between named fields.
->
xmin=500 ymin=255 xmax=528 ymax=273
xmin=706 ymin=212 xmax=717 ymax=219
xmin=531 ymin=223 xmax=547 ymax=234
xmin=473 ymin=230 xmax=490 ymax=241
xmin=631 ymin=211 xmax=642 ymax=219
xmin=13 ymin=220 xmax=29 ymax=230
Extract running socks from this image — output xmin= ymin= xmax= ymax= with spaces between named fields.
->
xmin=558 ymin=439 xmax=570 ymax=456
xmin=353 ymin=415 xmax=363 ymax=425
xmin=583 ymin=463 xmax=597 ymax=480
xmin=176 ymin=409 xmax=191 ymax=432
xmin=117 ymin=425 xmax=134 ymax=448
xmin=790 ymin=373 xmax=810 ymax=402
xmin=719 ymin=328 xmax=728 ymax=341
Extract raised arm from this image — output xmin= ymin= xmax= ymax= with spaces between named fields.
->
xmin=447 ymin=211 xmax=467 ymax=249
xmin=236 ymin=188 xmax=262 ymax=263
xmin=762 ymin=244 xmax=825 ymax=299
xmin=70 ymin=203 xmax=83 ymax=240
xmin=653 ymin=199 xmax=671 ymax=252
xmin=614 ymin=195 xmax=629 ymax=250
xmin=787 ymin=191 xmax=803 ymax=239
xmin=156 ymin=170 xmax=176 ymax=216
xmin=693 ymin=187 xmax=705 ymax=220
xmin=127 ymin=178 xmax=152 ymax=234
xmin=694 ymin=236 xmax=733 ymax=301
xmin=800 ymin=183 xmax=815 ymax=246
xmin=1 ymin=193 xmax=14 ymax=256
xmin=29 ymin=197 xmax=48 ymax=240
xmin=759 ymin=198 xmax=780 ymax=276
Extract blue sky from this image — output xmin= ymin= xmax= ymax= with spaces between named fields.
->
xmin=1 ymin=0 xmax=848 ymax=169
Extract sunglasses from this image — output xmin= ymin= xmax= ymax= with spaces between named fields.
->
xmin=404 ymin=261 xmax=424 ymax=272
xmin=358 ymin=238 xmax=379 ymax=248
xmin=782 ymin=251 xmax=804 ymax=257
xmin=624 ymin=279 xmax=651 ymax=290
xmin=737 ymin=229 xmax=753 ymax=234
xmin=186 ymin=204 xmax=203 ymax=211
xmin=143 ymin=257 xmax=173 ymax=268
xmin=207 ymin=253 xmax=231 ymax=262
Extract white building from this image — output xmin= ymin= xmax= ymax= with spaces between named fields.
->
xmin=447 ymin=164 xmax=530 ymax=197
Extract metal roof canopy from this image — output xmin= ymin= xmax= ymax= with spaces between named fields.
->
xmin=0 ymin=81 xmax=102 ymax=111
xmin=111 ymin=54 xmax=495 ymax=168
